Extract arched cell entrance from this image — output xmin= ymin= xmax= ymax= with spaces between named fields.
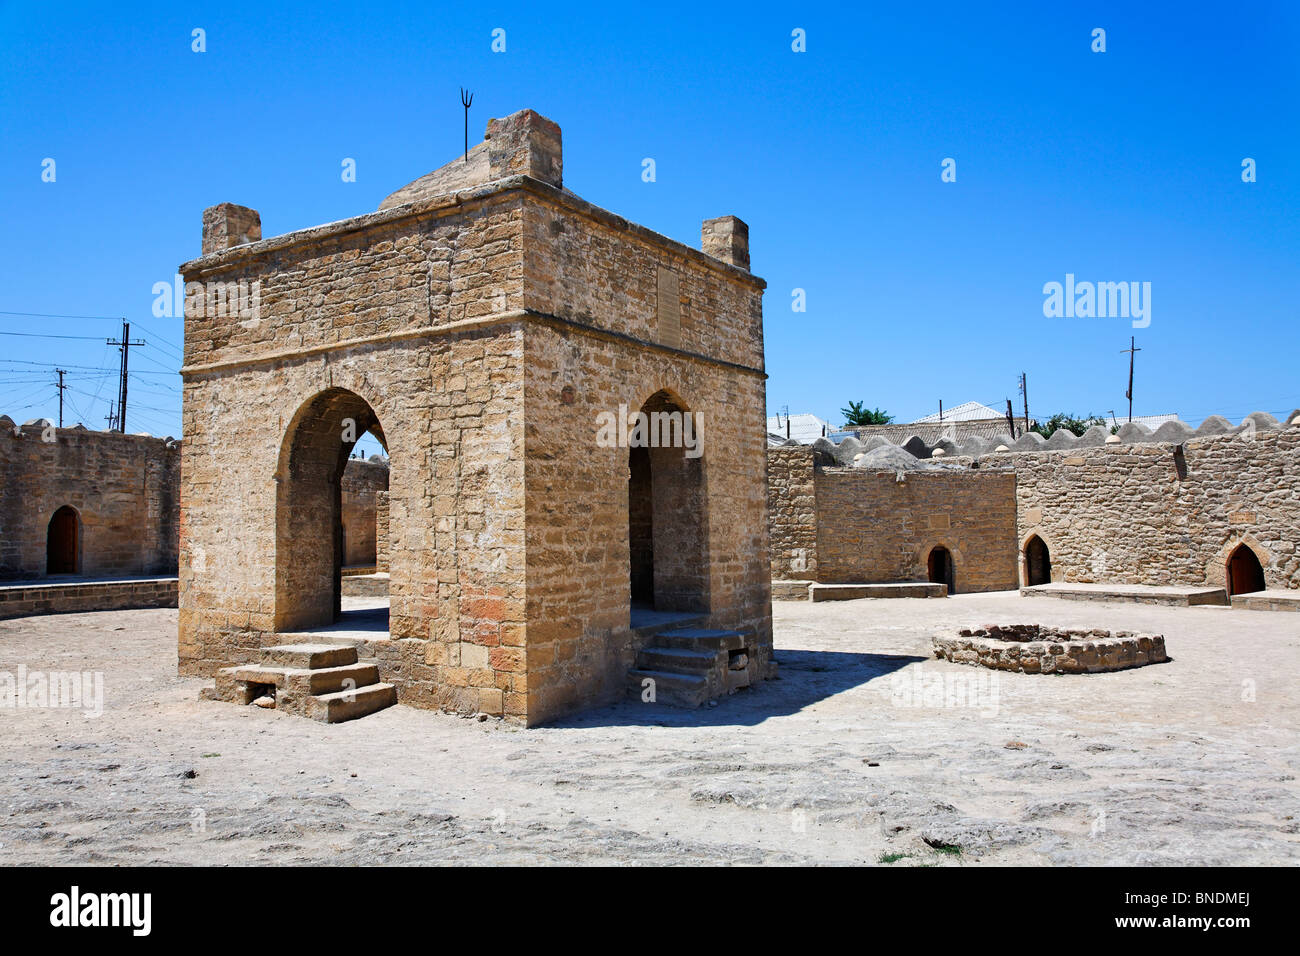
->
xmin=1024 ymin=535 xmax=1051 ymax=586
xmin=1019 ymin=535 xmax=1050 ymax=587
xmin=627 ymin=389 xmax=709 ymax=619
xmin=1226 ymin=544 xmax=1265 ymax=597
xmin=46 ymin=505 xmax=80 ymax=575
xmin=926 ymin=545 xmax=955 ymax=593
xmin=275 ymin=388 xmax=388 ymax=632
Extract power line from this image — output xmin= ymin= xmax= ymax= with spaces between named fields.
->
xmin=0 ymin=331 xmax=107 ymax=341
xmin=0 ymin=310 xmax=123 ymax=320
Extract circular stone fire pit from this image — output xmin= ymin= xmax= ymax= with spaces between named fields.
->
xmin=932 ymin=625 xmax=1167 ymax=674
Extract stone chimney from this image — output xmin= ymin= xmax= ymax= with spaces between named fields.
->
xmin=485 ymin=110 xmax=562 ymax=189
xmin=202 ymin=203 xmax=262 ymax=255
xmin=702 ymin=216 xmax=750 ymax=271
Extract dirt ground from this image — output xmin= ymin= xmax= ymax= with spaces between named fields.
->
xmin=1 ymin=592 xmax=1297 ymax=866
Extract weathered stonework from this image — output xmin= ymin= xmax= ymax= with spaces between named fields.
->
xmin=340 ymin=458 xmax=388 ymax=567
xmin=179 ymin=108 xmax=773 ymax=726
xmin=766 ymin=445 xmax=1018 ymax=593
xmin=0 ymin=420 xmax=180 ymax=580
xmin=1012 ymin=428 xmax=1300 ymax=591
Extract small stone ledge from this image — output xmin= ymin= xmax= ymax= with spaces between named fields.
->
xmin=932 ymin=625 xmax=1168 ymax=674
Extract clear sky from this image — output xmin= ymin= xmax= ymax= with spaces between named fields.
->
xmin=2 ymin=1 xmax=1298 ymax=451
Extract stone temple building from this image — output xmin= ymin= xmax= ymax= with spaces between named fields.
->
xmin=178 ymin=108 xmax=774 ymax=725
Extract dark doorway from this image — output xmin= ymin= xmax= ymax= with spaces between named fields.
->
xmin=47 ymin=505 xmax=80 ymax=575
xmin=1025 ymin=535 xmax=1051 ymax=586
xmin=626 ymin=389 xmax=709 ymax=618
xmin=1226 ymin=544 xmax=1265 ymax=597
xmin=927 ymin=545 xmax=954 ymax=593
xmin=628 ymin=444 xmax=654 ymax=607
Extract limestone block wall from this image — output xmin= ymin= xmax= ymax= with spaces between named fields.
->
xmin=813 ymin=468 xmax=1018 ymax=592
xmin=341 ymin=458 xmax=389 ymax=567
xmin=0 ymin=421 xmax=180 ymax=580
xmin=1012 ymin=428 xmax=1300 ymax=590
xmin=519 ymin=195 xmax=771 ymax=725
xmin=767 ymin=445 xmax=818 ymax=578
xmin=179 ymin=188 xmax=530 ymax=725
xmin=375 ymin=490 xmax=389 ymax=572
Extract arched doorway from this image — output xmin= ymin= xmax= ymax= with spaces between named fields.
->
xmin=46 ymin=505 xmax=80 ymax=575
xmin=927 ymin=545 xmax=955 ymax=593
xmin=275 ymin=388 xmax=388 ymax=632
xmin=1025 ymin=535 xmax=1051 ymax=586
xmin=627 ymin=389 xmax=709 ymax=618
xmin=1226 ymin=544 xmax=1265 ymax=597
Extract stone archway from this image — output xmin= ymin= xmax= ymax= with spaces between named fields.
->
xmin=274 ymin=388 xmax=388 ymax=632
xmin=1024 ymin=534 xmax=1051 ymax=586
xmin=627 ymin=388 xmax=709 ymax=617
xmin=46 ymin=505 xmax=80 ymax=575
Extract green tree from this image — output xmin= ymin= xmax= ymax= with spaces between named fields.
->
xmin=841 ymin=401 xmax=893 ymax=426
xmin=1032 ymin=413 xmax=1106 ymax=438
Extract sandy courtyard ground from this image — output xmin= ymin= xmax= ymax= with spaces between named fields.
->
xmin=1 ymin=592 xmax=1298 ymax=866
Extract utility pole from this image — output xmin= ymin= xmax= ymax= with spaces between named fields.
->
xmin=939 ymin=399 xmax=943 ymax=423
xmin=1005 ymin=399 xmax=1017 ymax=438
xmin=104 ymin=401 xmax=117 ymax=432
xmin=1018 ymin=372 xmax=1029 ymax=433
xmin=55 ymin=368 xmax=66 ymax=427
xmin=1121 ymin=336 xmax=1142 ymax=423
xmin=106 ymin=320 xmax=144 ymax=433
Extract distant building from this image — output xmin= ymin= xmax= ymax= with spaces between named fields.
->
xmin=767 ymin=413 xmax=834 ymax=444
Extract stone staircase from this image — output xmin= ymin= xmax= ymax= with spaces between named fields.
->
xmin=627 ymin=628 xmax=755 ymax=708
xmin=206 ymin=642 xmax=396 ymax=723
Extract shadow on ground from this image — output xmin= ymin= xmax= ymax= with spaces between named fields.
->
xmin=550 ymin=648 xmax=927 ymax=729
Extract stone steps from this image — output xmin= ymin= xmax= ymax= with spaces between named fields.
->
xmin=626 ymin=627 xmax=755 ymax=709
xmin=205 ymin=640 xmax=396 ymax=723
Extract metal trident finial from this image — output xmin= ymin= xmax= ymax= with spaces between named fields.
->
xmin=460 ymin=88 xmax=474 ymax=164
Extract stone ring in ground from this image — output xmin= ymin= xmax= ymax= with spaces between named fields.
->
xmin=931 ymin=625 xmax=1168 ymax=674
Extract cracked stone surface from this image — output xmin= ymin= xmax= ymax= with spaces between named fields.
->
xmin=1 ymin=593 xmax=1297 ymax=865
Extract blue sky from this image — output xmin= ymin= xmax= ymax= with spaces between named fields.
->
xmin=2 ymin=1 xmax=1298 ymax=450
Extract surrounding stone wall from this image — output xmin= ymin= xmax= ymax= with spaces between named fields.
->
xmin=1012 ymin=428 xmax=1300 ymax=590
xmin=767 ymin=446 xmax=818 ymax=579
xmin=0 ymin=420 xmax=180 ymax=581
xmin=769 ymin=423 xmax=1300 ymax=598
xmin=814 ymin=467 xmax=1018 ymax=592
xmin=0 ymin=577 xmax=177 ymax=621
xmin=340 ymin=458 xmax=389 ymax=567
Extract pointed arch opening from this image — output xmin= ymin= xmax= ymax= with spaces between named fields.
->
xmin=627 ymin=389 xmax=709 ymax=620
xmin=46 ymin=505 xmax=81 ymax=575
xmin=275 ymin=388 xmax=388 ymax=633
xmin=1226 ymin=544 xmax=1265 ymax=597
xmin=1024 ymin=534 xmax=1051 ymax=586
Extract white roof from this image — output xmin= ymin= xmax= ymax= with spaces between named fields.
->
xmin=767 ymin=413 xmax=832 ymax=444
xmin=911 ymin=401 xmax=1004 ymax=424
xmin=1114 ymin=413 xmax=1180 ymax=429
